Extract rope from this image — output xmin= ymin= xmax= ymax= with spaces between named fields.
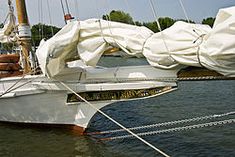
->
xmin=148 ymin=0 xmax=177 ymax=69
xmin=58 ymin=80 xmax=170 ymax=157
xmin=60 ymin=0 xmax=67 ymax=24
xmin=103 ymin=0 xmax=118 ymax=47
xmin=102 ymin=0 xmax=143 ymax=55
xmin=87 ymin=111 xmax=235 ymax=135
xmin=0 ymin=67 xmax=41 ymax=97
xmin=179 ymin=0 xmax=206 ymax=67
xmin=0 ymin=75 xmax=26 ymax=97
xmin=192 ymin=31 xmax=207 ymax=68
xmin=101 ymin=119 xmax=235 ymax=140
xmin=98 ymin=19 xmax=109 ymax=44
xmin=103 ymin=0 xmax=125 ymax=50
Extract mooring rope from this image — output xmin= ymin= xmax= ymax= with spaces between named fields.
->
xmin=58 ymin=80 xmax=170 ymax=157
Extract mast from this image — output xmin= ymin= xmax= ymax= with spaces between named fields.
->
xmin=15 ymin=0 xmax=31 ymax=74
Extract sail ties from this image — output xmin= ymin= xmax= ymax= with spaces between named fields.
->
xmin=98 ymin=19 xmax=109 ymax=44
xmin=193 ymin=30 xmax=207 ymax=68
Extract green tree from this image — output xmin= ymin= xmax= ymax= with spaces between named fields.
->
xmin=202 ymin=17 xmax=215 ymax=28
xmin=134 ymin=21 xmax=143 ymax=26
xmin=176 ymin=19 xmax=195 ymax=24
xmin=158 ymin=17 xmax=175 ymax=30
xmin=31 ymin=23 xmax=61 ymax=46
xmin=143 ymin=17 xmax=175 ymax=33
xmin=103 ymin=10 xmax=134 ymax=25
xmin=143 ymin=21 xmax=159 ymax=33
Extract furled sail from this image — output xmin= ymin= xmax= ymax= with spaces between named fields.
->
xmin=36 ymin=6 xmax=235 ymax=78
xmin=36 ymin=19 xmax=153 ymax=77
xmin=0 ymin=4 xmax=16 ymax=43
xmin=143 ymin=6 xmax=235 ymax=76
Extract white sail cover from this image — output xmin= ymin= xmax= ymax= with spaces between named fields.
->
xmin=144 ymin=6 xmax=235 ymax=76
xmin=0 ymin=9 xmax=16 ymax=43
xmin=36 ymin=19 xmax=153 ymax=77
xmin=36 ymin=6 xmax=235 ymax=77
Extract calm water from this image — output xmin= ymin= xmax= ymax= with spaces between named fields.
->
xmin=0 ymin=57 xmax=235 ymax=157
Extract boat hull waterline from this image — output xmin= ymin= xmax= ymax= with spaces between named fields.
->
xmin=0 ymin=66 xmax=178 ymax=133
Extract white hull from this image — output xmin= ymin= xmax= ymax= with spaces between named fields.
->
xmin=0 ymin=90 xmax=113 ymax=129
xmin=0 ymin=65 xmax=179 ymax=133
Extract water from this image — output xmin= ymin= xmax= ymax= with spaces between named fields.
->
xmin=0 ymin=57 xmax=235 ymax=157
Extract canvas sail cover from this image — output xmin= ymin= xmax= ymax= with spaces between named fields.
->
xmin=36 ymin=6 xmax=235 ymax=78
xmin=143 ymin=6 xmax=235 ymax=76
xmin=0 ymin=9 xmax=16 ymax=43
xmin=36 ymin=19 xmax=153 ymax=77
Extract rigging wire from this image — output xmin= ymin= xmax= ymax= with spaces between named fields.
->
xmin=148 ymin=0 xmax=162 ymax=32
xmin=60 ymin=0 xmax=74 ymax=24
xmin=58 ymin=80 xmax=170 ymax=157
xmin=46 ymin=0 xmax=54 ymax=36
xmin=123 ymin=0 xmax=136 ymax=26
xmin=40 ymin=0 xmax=44 ymax=39
xmin=148 ymin=0 xmax=179 ymax=69
xmin=178 ymin=0 xmax=190 ymax=23
xmin=60 ymin=0 xmax=66 ymax=16
xmin=65 ymin=0 xmax=71 ymax=14
xmin=0 ymin=66 xmax=41 ymax=98
xmin=102 ymin=0 xmax=133 ymax=55
xmin=38 ymin=0 xmax=44 ymax=40
xmin=37 ymin=0 xmax=41 ymax=40
xmin=74 ymin=0 xmax=80 ymax=19
xmin=60 ymin=0 xmax=67 ymax=24
xmin=102 ymin=0 xmax=119 ymax=47
xmin=3 ymin=0 xmax=14 ymax=24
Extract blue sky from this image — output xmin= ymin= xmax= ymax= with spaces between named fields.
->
xmin=0 ymin=0 xmax=234 ymax=27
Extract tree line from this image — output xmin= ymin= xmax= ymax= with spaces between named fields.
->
xmin=103 ymin=10 xmax=215 ymax=32
xmin=1 ymin=10 xmax=215 ymax=47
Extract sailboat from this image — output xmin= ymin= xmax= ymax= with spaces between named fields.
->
xmin=0 ymin=0 xmax=234 ymax=134
xmin=0 ymin=0 xmax=180 ymax=133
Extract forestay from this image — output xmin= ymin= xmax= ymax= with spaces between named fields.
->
xmin=36 ymin=6 xmax=235 ymax=78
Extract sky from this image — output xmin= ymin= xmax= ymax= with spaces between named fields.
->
xmin=0 ymin=0 xmax=234 ymax=27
